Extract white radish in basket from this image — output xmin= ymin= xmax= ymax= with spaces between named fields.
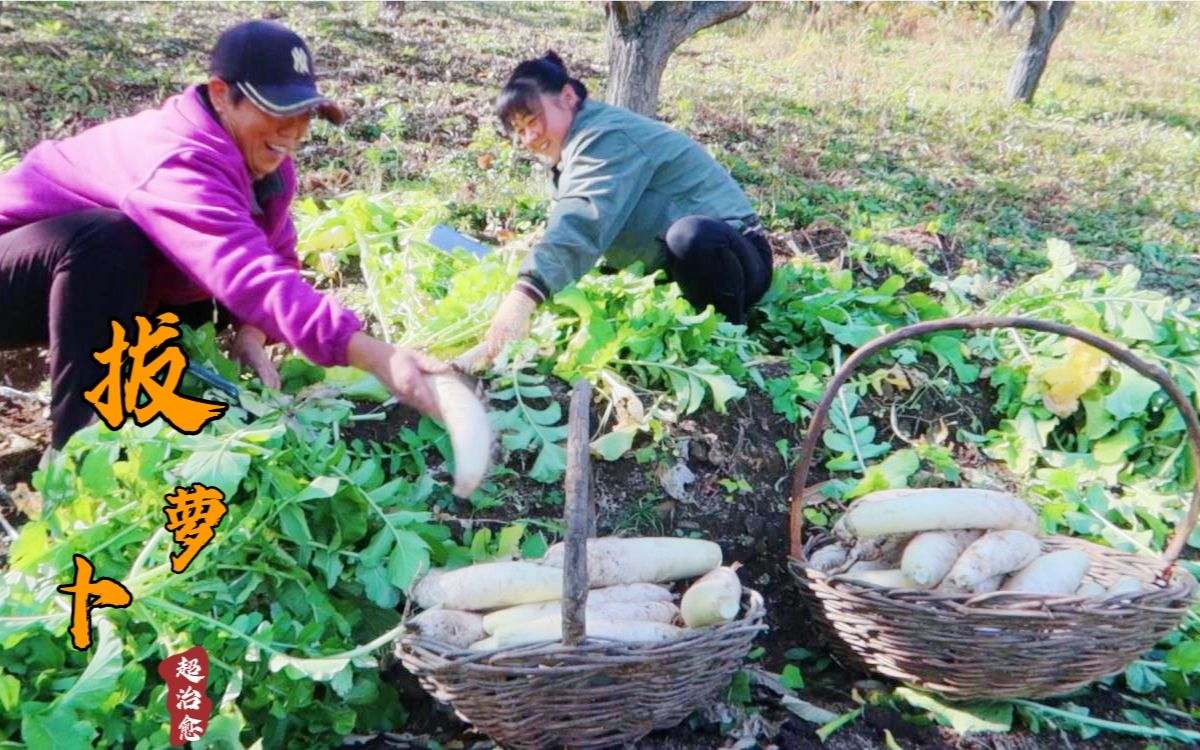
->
xmin=541 ymin=537 xmax=722 ymax=586
xmin=681 ymin=565 xmax=743 ymax=627
xmin=851 ymin=533 xmax=915 ymax=564
xmin=471 ymin=617 xmax=685 ymax=651
xmin=845 ymin=568 xmax=925 ymax=590
xmin=412 ymin=562 xmax=563 ymax=610
xmin=483 ymin=599 xmax=679 ymax=635
xmin=945 ymin=530 xmax=1041 ymax=590
xmin=936 ymin=573 xmax=1004 ymax=594
xmin=1075 ymin=580 xmax=1106 ymax=597
xmin=901 ymin=530 xmax=982 ymax=587
xmin=1001 ymin=550 xmax=1090 ymax=594
xmin=407 ymin=609 xmax=486 ymax=648
xmin=808 ymin=542 xmax=850 ymax=572
xmin=426 ymin=373 xmax=492 ymax=498
xmin=841 ymin=488 xmax=1040 ymax=538
xmin=1104 ymin=576 xmax=1148 ymax=598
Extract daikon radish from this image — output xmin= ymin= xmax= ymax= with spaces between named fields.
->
xmin=482 ymin=600 xmax=679 ymax=635
xmin=470 ymin=635 xmax=500 ymax=651
xmin=851 ymin=533 xmax=915 ymax=564
xmin=482 ymin=583 xmax=672 ymax=633
xmin=832 ymin=490 xmax=922 ymax=542
xmin=411 ymin=568 xmax=447 ymax=610
xmin=901 ymin=530 xmax=983 ymax=587
xmin=473 ymin=616 xmax=685 ymax=650
xmin=844 ymin=558 xmax=891 ymax=575
xmin=1104 ymin=577 xmax=1147 ymax=598
xmin=845 ymin=568 xmax=924 ymax=590
xmin=541 ymin=537 xmax=721 ymax=586
xmin=412 ymin=562 xmax=562 ymax=610
xmin=407 ymin=609 xmax=486 ymax=648
xmin=945 ymin=530 xmax=1041 ymax=590
xmin=426 ymin=373 xmax=492 ymax=497
xmin=842 ymin=488 xmax=1040 ymax=538
xmin=1075 ymin=581 xmax=1105 ymax=597
xmin=808 ymin=543 xmax=850 ymax=572
xmin=681 ymin=565 xmax=742 ymax=627
xmin=1001 ymin=550 xmax=1090 ymax=594
xmin=937 ymin=573 xmax=1004 ymax=594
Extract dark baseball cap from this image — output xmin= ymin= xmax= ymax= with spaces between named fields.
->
xmin=209 ymin=20 xmax=345 ymax=125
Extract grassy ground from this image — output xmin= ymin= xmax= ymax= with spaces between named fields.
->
xmin=2 ymin=2 xmax=1196 ymax=288
xmin=2 ymin=2 xmax=1200 ymax=748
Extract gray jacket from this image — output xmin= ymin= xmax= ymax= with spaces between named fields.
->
xmin=516 ymin=99 xmax=756 ymax=301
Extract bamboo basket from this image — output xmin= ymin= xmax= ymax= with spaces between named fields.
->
xmin=397 ymin=381 xmax=767 ymax=749
xmin=789 ymin=316 xmax=1199 ymax=699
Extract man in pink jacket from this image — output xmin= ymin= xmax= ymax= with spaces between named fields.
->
xmin=0 ymin=20 xmax=445 ymax=449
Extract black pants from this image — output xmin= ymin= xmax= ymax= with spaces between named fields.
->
xmin=0 ymin=209 xmax=221 ymax=449
xmin=662 ymin=215 xmax=772 ymax=325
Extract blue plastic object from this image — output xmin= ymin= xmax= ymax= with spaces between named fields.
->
xmin=186 ymin=363 xmax=241 ymax=399
xmin=427 ymin=224 xmax=492 ymax=259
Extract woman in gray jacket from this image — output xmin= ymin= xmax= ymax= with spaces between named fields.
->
xmin=484 ymin=52 xmax=772 ymax=357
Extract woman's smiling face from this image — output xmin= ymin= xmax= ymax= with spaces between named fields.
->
xmin=209 ymin=78 xmax=311 ymax=180
xmin=508 ymin=84 xmax=579 ymax=167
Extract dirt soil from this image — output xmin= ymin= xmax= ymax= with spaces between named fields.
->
xmin=0 ymin=348 xmax=51 ymax=492
xmin=337 ymin=379 xmax=1178 ymax=750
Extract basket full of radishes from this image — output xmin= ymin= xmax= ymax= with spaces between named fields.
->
xmin=788 ymin=317 xmax=1200 ymax=700
xmin=395 ymin=382 xmax=766 ymax=750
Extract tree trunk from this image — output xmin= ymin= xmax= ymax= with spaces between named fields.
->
xmin=380 ymin=1 xmax=405 ymax=21
xmin=605 ymin=1 xmax=751 ymax=117
xmin=1005 ymin=1 xmax=1072 ymax=104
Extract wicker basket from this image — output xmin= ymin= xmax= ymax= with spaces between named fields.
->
xmin=788 ymin=316 xmax=1199 ymax=700
xmin=397 ymin=381 xmax=767 ymax=749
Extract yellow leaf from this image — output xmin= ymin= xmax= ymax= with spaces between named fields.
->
xmin=884 ymin=367 xmax=911 ymax=391
xmin=1041 ymin=340 xmax=1107 ymax=417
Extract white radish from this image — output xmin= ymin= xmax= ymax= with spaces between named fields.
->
xmin=937 ymin=573 xmax=1004 ymax=595
xmin=1104 ymin=577 xmax=1147 ymax=598
xmin=844 ymin=558 xmax=892 ymax=575
xmin=1075 ymin=581 xmax=1106 ymax=597
xmin=845 ymin=568 xmax=925 ymax=590
xmin=851 ymin=533 xmax=915 ymax=564
xmin=482 ymin=600 xmax=679 ymax=635
xmin=681 ymin=566 xmax=742 ymax=627
xmin=426 ymin=373 xmax=492 ymax=497
xmin=469 ymin=635 xmax=499 ymax=651
xmin=945 ymin=530 xmax=1041 ymax=590
xmin=411 ymin=562 xmax=562 ymax=611
xmin=407 ymin=609 xmax=486 ymax=648
xmin=1001 ymin=550 xmax=1090 ymax=595
xmin=833 ymin=490 xmax=922 ymax=542
xmin=482 ymin=583 xmax=673 ymax=634
xmin=842 ymin=488 xmax=1040 ymax=538
xmin=411 ymin=568 xmax=447 ymax=610
xmin=541 ymin=537 xmax=722 ymax=586
xmin=901 ymin=530 xmax=983 ymax=587
xmin=472 ymin=616 xmax=685 ymax=650
xmin=808 ymin=543 xmax=850 ymax=572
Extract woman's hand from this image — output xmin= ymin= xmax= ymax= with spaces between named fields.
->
xmin=231 ymin=324 xmax=281 ymax=389
xmin=346 ymin=332 xmax=449 ymax=419
xmin=483 ymin=290 xmax=538 ymax=358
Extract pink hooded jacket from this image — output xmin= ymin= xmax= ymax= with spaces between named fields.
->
xmin=0 ymin=85 xmax=361 ymax=366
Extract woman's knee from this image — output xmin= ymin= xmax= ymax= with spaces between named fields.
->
xmin=664 ymin=215 xmax=724 ymax=261
xmin=61 ymin=209 xmax=153 ymax=268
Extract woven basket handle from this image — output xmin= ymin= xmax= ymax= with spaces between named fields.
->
xmin=788 ymin=316 xmax=1200 ymax=570
xmin=561 ymin=380 xmax=594 ymax=646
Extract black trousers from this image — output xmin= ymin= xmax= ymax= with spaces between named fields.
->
xmin=0 ymin=209 xmax=221 ymax=449
xmin=662 ymin=215 xmax=772 ymax=325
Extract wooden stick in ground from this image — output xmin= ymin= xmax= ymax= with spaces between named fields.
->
xmin=562 ymin=379 xmax=593 ymax=646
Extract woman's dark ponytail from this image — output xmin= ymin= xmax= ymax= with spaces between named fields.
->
xmin=496 ymin=50 xmax=587 ymax=132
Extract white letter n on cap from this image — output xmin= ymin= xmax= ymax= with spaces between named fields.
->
xmin=292 ymin=47 xmax=310 ymax=75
